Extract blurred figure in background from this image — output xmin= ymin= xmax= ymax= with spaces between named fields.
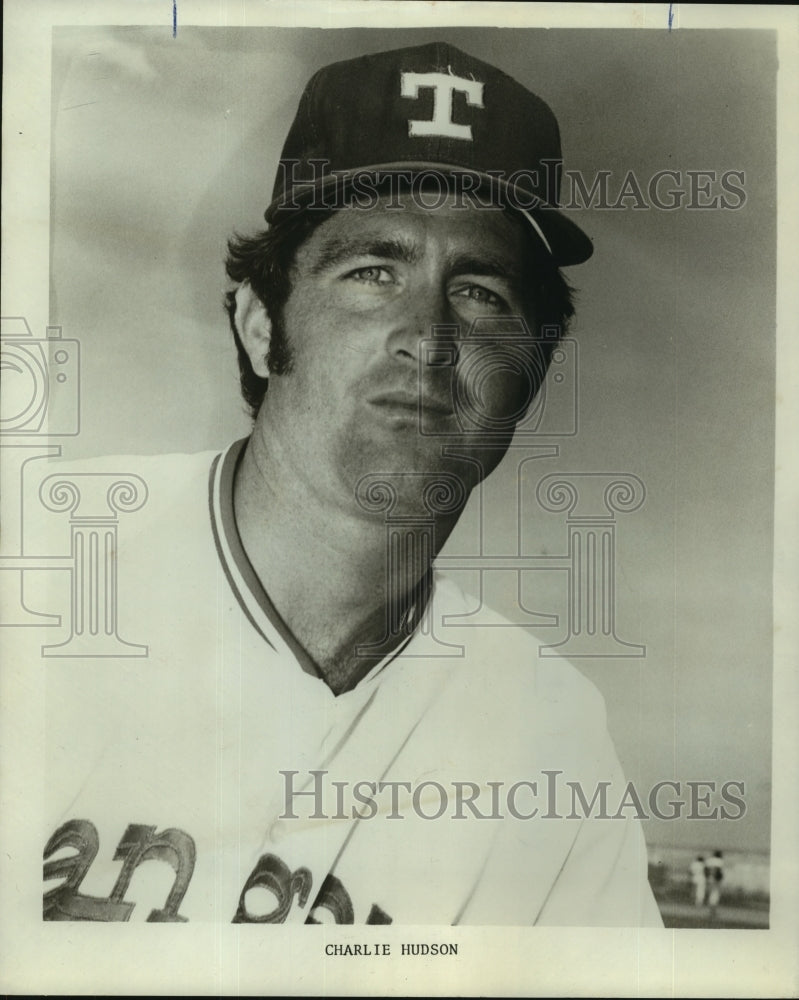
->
xmin=689 ymin=855 xmax=706 ymax=907
xmin=705 ymin=850 xmax=725 ymax=918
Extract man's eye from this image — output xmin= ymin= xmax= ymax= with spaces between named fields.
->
xmin=349 ymin=266 xmax=392 ymax=284
xmin=454 ymin=285 xmax=504 ymax=307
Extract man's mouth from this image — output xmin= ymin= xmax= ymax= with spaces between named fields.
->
xmin=367 ymin=389 xmax=452 ymax=417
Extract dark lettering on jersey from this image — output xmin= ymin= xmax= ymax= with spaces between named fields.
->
xmin=236 ymin=854 xmax=394 ymax=925
xmin=110 ymin=824 xmax=196 ymax=922
xmin=44 ymin=821 xmax=393 ymax=924
xmin=366 ymin=903 xmax=393 ymax=924
xmin=43 ymin=819 xmax=134 ymax=922
xmin=232 ymin=852 xmax=313 ymax=923
xmin=303 ymin=877 xmax=392 ymax=924
xmin=305 ymin=873 xmax=354 ymax=924
xmin=43 ymin=819 xmax=196 ymax=922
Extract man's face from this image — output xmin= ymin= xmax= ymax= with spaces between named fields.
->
xmin=255 ymin=194 xmax=545 ymax=517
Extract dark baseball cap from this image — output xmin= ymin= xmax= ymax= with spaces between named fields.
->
xmin=265 ymin=41 xmax=592 ymax=266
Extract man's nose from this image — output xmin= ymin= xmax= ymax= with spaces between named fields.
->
xmin=385 ymin=283 xmax=459 ymax=363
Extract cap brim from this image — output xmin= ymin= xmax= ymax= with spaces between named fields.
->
xmin=265 ymin=162 xmax=593 ymax=266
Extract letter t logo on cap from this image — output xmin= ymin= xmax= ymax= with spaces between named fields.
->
xmin=400 ymin=71 xmax=484 ymax=140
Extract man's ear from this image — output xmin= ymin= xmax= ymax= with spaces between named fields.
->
xmin=234 ymin=283 xmax=272 ymax=378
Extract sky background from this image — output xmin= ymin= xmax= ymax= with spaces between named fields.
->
xmin=47 ymin=26 xmax=776 ymax=852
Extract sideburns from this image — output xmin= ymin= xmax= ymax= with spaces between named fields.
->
xmin=266 ymin=316 xmax=295 ymax=377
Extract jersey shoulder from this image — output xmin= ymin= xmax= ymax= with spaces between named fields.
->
xmin=432 ymin=571 xmax=608 ymax=720
xmin=425 ymin=573 xmax=613 ymax=777
xmin=27 ymin=447 xmax=222 ymax=536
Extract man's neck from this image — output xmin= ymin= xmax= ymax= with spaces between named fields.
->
xmin=232 ymin=430 xmax=453 ymax=695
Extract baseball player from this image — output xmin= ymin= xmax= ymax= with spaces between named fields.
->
xmin=42 ymin=41 xmax=662 ymax=926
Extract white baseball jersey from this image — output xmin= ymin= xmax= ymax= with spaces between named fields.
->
xmin=40 ymin=439 xmax=662 ymax=926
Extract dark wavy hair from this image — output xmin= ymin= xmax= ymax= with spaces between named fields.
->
xmin=224 ymin=210 xmax=334 ymax=416
xmin=225 ymin=206 xmax=576 ymax=419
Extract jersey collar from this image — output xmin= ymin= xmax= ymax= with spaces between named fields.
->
xmin=208 ymin=438 xmax=432 ymax=692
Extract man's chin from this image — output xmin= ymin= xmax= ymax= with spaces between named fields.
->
xmin=337 ymin=431 xmax=513 ymax=520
